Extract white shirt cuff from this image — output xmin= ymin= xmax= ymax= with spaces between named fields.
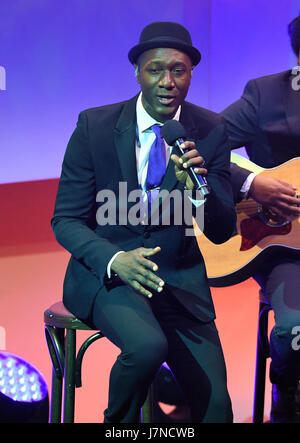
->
xmin=240 ymin=173 xmax=256 ymax=198
xmin=107 ymin=251 xmax=125 ymax=278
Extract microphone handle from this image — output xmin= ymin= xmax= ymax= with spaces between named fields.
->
xmin=174 ymin=138 xmax=210 ymax=197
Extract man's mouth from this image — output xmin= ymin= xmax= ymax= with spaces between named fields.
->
xmin=157 ymin=95 xmax=176 ymax=105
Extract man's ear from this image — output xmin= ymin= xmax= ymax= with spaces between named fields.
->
xmin=134 ymin=64 xmax=140 ymax=83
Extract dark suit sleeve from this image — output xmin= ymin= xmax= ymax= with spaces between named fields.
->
xmin=230 ymin=162 xmax=253 ymax=204
xmin=221 ymin=79 xmax=260 ymax=149
xmin=221 ymin=80 xmax=260 ymax=203
xmin=51 ymin=112 xmax=122 ymax=285
xmin=200 ymin=122 xmax=236 ymax=244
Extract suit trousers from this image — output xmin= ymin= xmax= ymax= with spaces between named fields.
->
xmin=254 ymin=256 xmax=300 ymax=387
xmin=90 ymin=281 xmax=233 ymax=423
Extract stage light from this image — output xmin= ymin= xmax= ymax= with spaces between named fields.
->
xmin=0 ymin=352 xmax=49 ymax=423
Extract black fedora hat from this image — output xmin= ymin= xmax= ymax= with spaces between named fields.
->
xmin=128 ymin=21 xmax=201 ymax=66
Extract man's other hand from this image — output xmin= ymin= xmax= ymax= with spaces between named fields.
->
xmin=110 ymin=247 xmax=164 ymax=298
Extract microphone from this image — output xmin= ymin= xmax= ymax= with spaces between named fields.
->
xmin=162 ymin=120 xmax=210 ymax=197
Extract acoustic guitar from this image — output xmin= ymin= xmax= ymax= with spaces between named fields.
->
xmin=196 ymin=153 xmax=300 ymax=287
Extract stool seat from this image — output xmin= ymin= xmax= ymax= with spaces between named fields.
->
xmin=46 ymin=301 xmax=76 ymax=318
xmin=44 ymin=301 xmax=92 ymax=330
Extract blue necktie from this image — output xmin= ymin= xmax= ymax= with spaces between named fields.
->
xmin=145 ymin=124 xmax=166 ymax=214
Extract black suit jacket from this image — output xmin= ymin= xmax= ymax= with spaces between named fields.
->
xmin=52 ymin=95 xmax=236 ymax=322
xmin=224 ymin=70 xmax=300 ymax=200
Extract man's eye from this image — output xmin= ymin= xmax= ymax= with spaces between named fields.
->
xmin=149 ymin=68 xmax=162 ymax=74
xmin=173 ymin=68 xmax=185 ymax=75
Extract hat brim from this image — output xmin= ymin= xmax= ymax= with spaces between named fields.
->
xmin=128 ymin=37 xmax=201 ymax=66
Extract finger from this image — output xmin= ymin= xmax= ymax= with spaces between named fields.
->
xmin=130 ymin=280 xmax=153 ymax=299
xmin=182 ymin=157 xmax=207 ymax=172
xmin=275 ymin=182 xmax=299 ymax=197
xmin=178 ymin=150 xmax=205 ymax=166
xmin=277 ymin=201 xmax=300 ymax=216
xmin=138 ymin=256 xmax=159 ymax=272
xmin=180 ymin=149 xmax=203 ymax=161
xmin=135 ymin=260 xmax=165 ymax=286
xmin=170 ymin=153 xmax=182 ymax=168
xmin=181 ymin=159 xmax=207 ymax=178
xmin=194 ymin=167 xmax=208 ymax=175
xmin=273 ymin=193 xmax=300 ymax=211
xmin=278 ymin=194 xmax=300 ymax=206
xmin=139 ymin=247 xmax=161 ymax=258
xmin=138 ymin=246 xmax=162 ymax=281
xmin=266 ymin=203 xmax=298 ymax=219
xmin=179 ymin=141 xmax=196 ymax=151
xmin=181 ymin=155 xmax=202 ymax=167
xmin=136 ymin=272 xmax=164 ymax=293
xmin=277 ymin=179 xmax=298 ymax=189
xmin=179 ymin=152 xmax=202 ymax=165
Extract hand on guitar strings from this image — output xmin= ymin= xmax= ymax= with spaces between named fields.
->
xmin=249 ymin=175 xmax=300 ymax=220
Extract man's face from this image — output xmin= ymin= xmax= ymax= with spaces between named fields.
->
xmin=136 ymin=48 xmax=193 ymax=122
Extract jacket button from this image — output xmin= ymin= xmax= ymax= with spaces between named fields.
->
xmin=143 ymin=231 xmax=150 ymax=239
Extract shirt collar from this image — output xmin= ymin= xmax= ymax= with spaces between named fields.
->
xmin=136 ymin=92 xmax=181 ymax=133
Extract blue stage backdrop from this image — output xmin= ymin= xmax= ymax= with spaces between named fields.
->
xmin=0 ymin=0 xmax=299 ymax=184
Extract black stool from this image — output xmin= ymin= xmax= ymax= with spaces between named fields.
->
xmin=252 ymin=291 xmax=272 ymax=423
xmin=44 ymin=301 xmax=153 ymax=423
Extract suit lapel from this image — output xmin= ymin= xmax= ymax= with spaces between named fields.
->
xmin=114 ymin=95 xmax=139 ymax=193
xmin=113 ymin=95 xmax=145 ymax=233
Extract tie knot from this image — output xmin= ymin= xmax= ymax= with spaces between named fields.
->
xmin=151 ymin=124 xmax=162 ymax=138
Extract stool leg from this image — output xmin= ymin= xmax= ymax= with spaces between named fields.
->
xmin=141 ymin=385 xmax=153 ymax=423
xmin=50 ymin=365 xmax=63 ymax=423
xmin=45 ymin=326 xmax=64 ymax=423
xmin=253 ymin=304 xmax=269 ymax=423
xmin=63 ymin=329 xmax=76 ymax=423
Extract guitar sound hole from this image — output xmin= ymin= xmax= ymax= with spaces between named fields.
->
xmin=257 ymin=205 xmax=292 ymax=227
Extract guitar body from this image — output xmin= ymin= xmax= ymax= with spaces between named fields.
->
xmin=197 ymin=154 xmax=300 ymax=287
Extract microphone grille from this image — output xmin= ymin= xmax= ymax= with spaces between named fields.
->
xmin=161 ymin=120 xmax=187 ymax=145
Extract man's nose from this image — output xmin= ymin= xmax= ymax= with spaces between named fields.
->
xmin=159 ymin=70 xmax=175 ymax=88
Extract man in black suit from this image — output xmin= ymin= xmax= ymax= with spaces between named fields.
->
xmin=52 ymin=22 xmax=236 ymax=423
xmin=222 ymin=15 xmax=300 ymax=423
